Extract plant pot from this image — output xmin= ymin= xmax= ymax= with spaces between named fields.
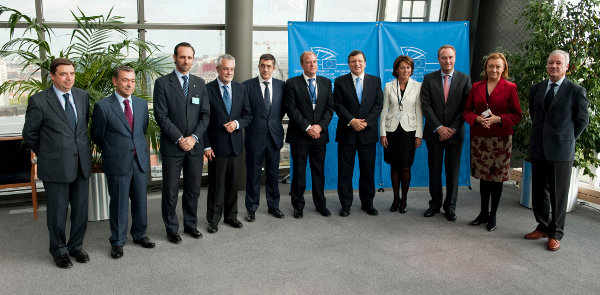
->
xmin=520 ymin=160 xmax=578 ymax=212
xmin=88 ymin=172 xmax=110 ymax=221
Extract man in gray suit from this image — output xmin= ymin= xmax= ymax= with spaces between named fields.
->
xmin=420 ymin=44 xmax=471 ymax=221
xmin=154 ymin=42 xmax=210 ymax=243
xmin=524 ymin=50 xmax=589 ymax=251
xmin=92 ymin=66 xmax=155 ymax=259
xmin=23 ymin=58 xmax=92 ymax=269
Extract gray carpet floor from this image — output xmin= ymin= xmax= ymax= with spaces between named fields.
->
xmin=2 ymin=180 xmax=600 ymax=295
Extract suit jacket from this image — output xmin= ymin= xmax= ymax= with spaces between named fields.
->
xmin=333 ymin=73 xmax=383 ymax=144
xmin=22 ymin=86 xmax=92 ymax=182
xmin=420 ymin=70 xmax=471 ymax=144
xmin=243 ymin=77 xmax=285 ymax=150
xmin=463 ymin=78 xmax=522 ymax=137
xmin=92 ymin=94 xmax=150 ymax=176
xmin=380 ymin=78 xmax=423 ymax=138
xmin=204 ymin=79 xmax=253 ymax=157
xmin=284 ymin=75 xmax=334 ymax=145
xmin=529 ymin=78 xmax=589 ymax=161
xmin=153 ymin=71 xmax=210 ymax=157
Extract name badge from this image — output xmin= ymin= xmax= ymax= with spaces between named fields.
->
xmin=481 ymin=108 xmax=492 ymax=118
xmin=192 ymin=97 xmax=200 ymax=104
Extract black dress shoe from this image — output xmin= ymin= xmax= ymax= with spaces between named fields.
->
xmin=293 ymin=208 xmax=303 ymax=219
xmin=53 ymin=254 xmax=73 ymax=269
xmin=444 ymin=210 xmax=457 ymax=222
xmin=69 ymin=249 xmax=90 ymax=263
xmin=339 ymin=209 xmax=350 ymax=217
xmin=362 ymin=207 xmax=379 ymax=216
xmin=246 ymin=211 xmax=256 ymax=222
xmin=166 ymin=232 xmax=182 ymax=244
xmin=486 ymin=216 xmax=497 ymax=232
xmin=184 ymin=227 xmax=203 ymax=239
xmin=111 ymin=245 xmax=123 ymax=259
xmin=317 ymin=207 xmax=331 ymax=217
xmin=423 ymin=208 xmax=440 ymax=217
xmin=390 ymin=200 xmax=399 ymax=212
xmin=224 ymin=219 xmax=243 ymax=228
xmin=207 ymin=223 xmax=219 ymax=233
xmin=268 ymin=208 xmax=285 ymax=218
xmin=133 ymin=237 xmax=156 ymax=248
xmin=469 ymin=214 xmax=488 ymax=226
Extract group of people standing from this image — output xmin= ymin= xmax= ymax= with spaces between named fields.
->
xmin=21 ymin=42 xmax=588 ymax=269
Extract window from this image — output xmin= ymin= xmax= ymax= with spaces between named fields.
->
xmin=252 ymin=31 xmax=288 ymax=80
xmin=145 ymin=0 xmax=225 ymax=24
xmin=313 ymin=0 xmax=378 ymax=22
xmin=43 ymin=0 xmax=137 ymax=22
xmin=253 ymin=0 xmax=306 ymax=26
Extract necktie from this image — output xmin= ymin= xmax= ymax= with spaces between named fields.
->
xmin=123 ymin=99 xmax=133 ymax=130
xmin=62 ymin=93 xmax=77 ymax=130
xmin=544 ymin=82 xmax=558 ymax=110
xmin=182 ymin=75 xmax=189 ymax=97
xmin=263 ymin=81 xmax=271 ymax=112
xmin=308 ymin=78 xmax=316 ymax=104
xmin=443 ymin=75 xmax=450 ymax=103
xmin=355 ymin=77 xmax=363 ymax=104
xmin=222 ymin=85 xmax=232 ymax=114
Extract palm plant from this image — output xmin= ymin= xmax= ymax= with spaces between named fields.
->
xmin=0 ymin=6 xmax=170 ymax=166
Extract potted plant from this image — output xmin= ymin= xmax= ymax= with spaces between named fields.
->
xmin=0 ymin=6 xmax=169 ymax=220
xmin=509 ymin=0 xmax=600 ymax=211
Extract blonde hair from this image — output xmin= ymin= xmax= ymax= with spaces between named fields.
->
xmin=482 ymin=52 xmax=509 ymax=80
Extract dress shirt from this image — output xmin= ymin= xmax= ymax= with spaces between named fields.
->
xmin=545 ymin=76 xmax=565 ymax=96
xmin=303 ymin=73 xmax=318 ymax=109
xmin=52 ymin=86 xmax=77 ymax=121
xmin=258 ymin=76 xmax=273 ymax=104
xmin=351 ymin=72 xmax=365 ymax=95
xmin=114 ymin=91 xmax=133 ymax=115
xmin=174 ymin=70 xmax=190 ymax=89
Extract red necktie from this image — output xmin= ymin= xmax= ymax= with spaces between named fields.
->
xmin=123 ymin=99 xmax=133 ymax=130
xmin=443 ymin=75 xmax=450 ymax=103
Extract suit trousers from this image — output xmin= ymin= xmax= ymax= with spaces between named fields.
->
xmin=161 ymin=154 xmax=203 ymax=234
xmin=43 ymin=165 xmax=89 ymax=258
xmin=425 ymin=138 xmax=463 ymax=211
xmin=290 ymin=143 xmax=327 ymax=211
xmin=106 ymin=160 xmax=148 ymax=246
xmin=206 ymin=154 xmax=243 ymax=225
xmin=337 ymin=142 xmax=376 ymax=210
xmin=531 ymin=160 xmax=573 ymax=240
xmin=245 ymin=136 xmax=281 ymax=213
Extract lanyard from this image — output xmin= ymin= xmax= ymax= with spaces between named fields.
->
xmin=396 ymin=79 xmax=406 ymax=107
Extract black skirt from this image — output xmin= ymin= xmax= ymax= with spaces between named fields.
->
xmin=384 ymin=127 xmax=416 ymax=169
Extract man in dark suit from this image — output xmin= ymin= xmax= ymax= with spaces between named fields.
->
xmin=154 ymin=42 xmax=210 ymax=243
xmin=524 ymin=50 xmax=589 ymax=251
xmin=92 ymin=66 xmax=155 ymax=259
xmin=420 ymin=45 xmax=471 ymax=221
xmin=22 ymin=58 xmax=92 ymax=269
xmin=284 ymin=51 xmax=334 ymax=218
xmin=204 ymin=54 xmax=253 ymax=233
xmin=242 ymin=54 xmax=286 ymax=222
xmin=333 ymin=50 xmax=383 ymax=217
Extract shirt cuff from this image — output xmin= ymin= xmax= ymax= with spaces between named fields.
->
xmin=305 ymin=125 xmax=312 ymax=132
xmin=191 ymin=134 xmax=199 ymax=143
xmin=433 ymin=126 xmax=442 ymax=133
xmin=204 ymin=147 xmax=212 ymax=151
xmin=176 ymin=136 xmax=183 ymax=144
xmin=347 ymin=118 xmax=355 ymax=127
xmin=234 ymin=120 xmax=240 ymax=130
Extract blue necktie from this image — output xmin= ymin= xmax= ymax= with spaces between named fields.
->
xmin=222 ymin=85 xmax=232 ymax=114
xmin=182 ymin=75 xmax=189 ymax=97
xmin=62 ymin=93 xmax=77 ymax=130
xmin=355 ymin=77 xmax=362 ymax=104
xmin=308 ymin=78 xmax=316 ymax=104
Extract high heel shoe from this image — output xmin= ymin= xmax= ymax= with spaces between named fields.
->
xmin=469 ymin=213 xmax=488 ymax=225
xmin=398 ymin=198 xmax=407 ymax=214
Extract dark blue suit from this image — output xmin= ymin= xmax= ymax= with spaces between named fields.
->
xmin=204 ymin=79 xmax=253 ymax=225
xmin=242 ymin=77 xmax=285 ymax=213
xmin=92 ymin=94 xmax=150 ymax=246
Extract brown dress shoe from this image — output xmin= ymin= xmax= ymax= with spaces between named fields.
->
xmin=547 ymin=238 xmax=560 ymax=251
xmin=524 ymin=230 xmax=547 ymax=240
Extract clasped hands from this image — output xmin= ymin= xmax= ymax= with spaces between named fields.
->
xmin=475 ymin=113 xmax=501 ymax=129
xmin=436 ymin=126 xmax=455 ymax=142
xmin=349 ymin=118 xmax=367 ymax=132
xmin=178 ymin=136 xmax=197 ymax=152
xmin=307 ymin=124 xmax=322 ymax=139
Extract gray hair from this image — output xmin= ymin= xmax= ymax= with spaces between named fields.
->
xmin=216 ymin=54 xmax=236 ymax=68
xmin=548 ymin=49 xmax=570 ymax=65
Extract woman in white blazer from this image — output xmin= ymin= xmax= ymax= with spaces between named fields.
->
xmin=380 ymin=55 xmax=423 ymax=213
